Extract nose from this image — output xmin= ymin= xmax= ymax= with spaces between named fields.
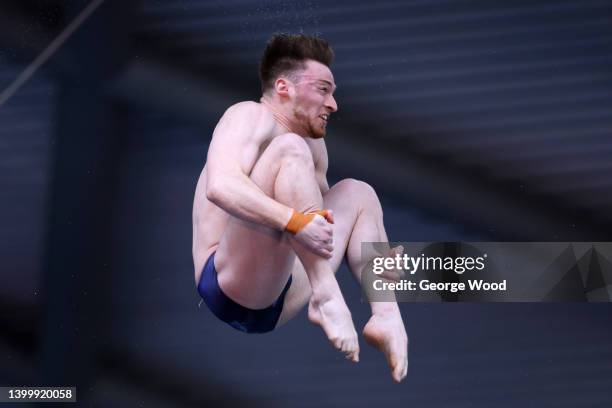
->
xmin=326 ymin=94 xmax=338 ymax=113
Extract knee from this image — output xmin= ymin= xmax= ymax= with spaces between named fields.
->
xmin=336 ymin=178 xmax=377 ymax=197
xmin=336 ymin=179 xmax=381 ymax=207
xmin=270 ymin=133 xmax=312 ymax=163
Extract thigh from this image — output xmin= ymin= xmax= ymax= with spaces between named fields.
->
xmin=215 ymin=216 xmax=296 ymax=309
xmin=214 ymin=135 xmax=307 ymax=309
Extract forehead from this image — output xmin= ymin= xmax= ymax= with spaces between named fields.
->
xmin=301 ymin=60 xmax=335 ymax=84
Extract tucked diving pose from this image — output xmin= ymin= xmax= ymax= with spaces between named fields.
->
xmin=193 ymin=33 xmax=408 ymax=382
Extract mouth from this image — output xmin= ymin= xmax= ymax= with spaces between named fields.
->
xmin=319 ymin=113 xmax=329 ymax=123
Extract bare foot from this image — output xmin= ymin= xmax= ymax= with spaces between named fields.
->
xmin=363 ymin=311 xmax=408 ymax=382
xmin=308 ymin=294 xmax=360 ymax=362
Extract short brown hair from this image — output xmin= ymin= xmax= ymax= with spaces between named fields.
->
xmin=259 ymin=33 xmax=334 ymax=93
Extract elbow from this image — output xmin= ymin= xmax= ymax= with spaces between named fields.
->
xmin=206 ymin=178 xmax=230 ymax=207
xmin=206 ymin=181 xmax=221 ymax=204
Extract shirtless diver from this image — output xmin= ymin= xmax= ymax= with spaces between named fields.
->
xmin=193 ymin=33 xmax=408 ymax=382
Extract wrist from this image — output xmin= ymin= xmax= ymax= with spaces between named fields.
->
xmin=285 ymin=209 xmax=310 ymax=235
xmin=282 ymin=207 xmax=295 ymax=232
xmin=284 ymin=208 xmax=331 ymax=234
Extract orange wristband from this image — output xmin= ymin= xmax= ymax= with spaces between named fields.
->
xmin=285 ymin=209 xmax=333 ymax=235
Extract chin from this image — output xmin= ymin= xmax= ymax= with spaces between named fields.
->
xmin=310 ymin=129 xmax=326 ymax=139
xmin=308 ymin=123 xmax=326 ymax=139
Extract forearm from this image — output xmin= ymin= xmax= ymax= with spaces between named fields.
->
xmin=207 ymin=172 xmax=293 ymax=231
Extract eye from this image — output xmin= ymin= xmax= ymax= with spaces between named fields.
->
xmin=319 ymin=87 xmax=329 ymax=93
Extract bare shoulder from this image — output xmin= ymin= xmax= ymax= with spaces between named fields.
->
xmin=219 ymin=101 xmax=275 ymax=139
xmin=208 ymin=101 xmax=277 ymax=172
xmin=223 ymin=100 xmax=261 ymax=116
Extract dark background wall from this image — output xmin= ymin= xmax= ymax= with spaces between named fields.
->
xmin=1 ymin=0 xmax=611 ymax=406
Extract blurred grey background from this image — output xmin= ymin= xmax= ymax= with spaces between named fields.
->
xmin=1 ymin=0 xmax=611 ymax=406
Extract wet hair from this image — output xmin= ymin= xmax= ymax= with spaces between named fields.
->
xmin=259 ymin=33 xmax=334 ymax=94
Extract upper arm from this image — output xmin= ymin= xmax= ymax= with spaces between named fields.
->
xmin=206 ymin=102 xmax=271 ymax=189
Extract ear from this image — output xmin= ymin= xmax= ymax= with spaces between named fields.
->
xmin=274 ymin=77 xmax=293 ymax=98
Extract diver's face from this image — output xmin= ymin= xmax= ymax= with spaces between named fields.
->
xmin=291 ymin=60 xmax=338 ymax=138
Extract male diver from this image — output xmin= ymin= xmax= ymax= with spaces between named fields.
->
xmin=193 ymin=34 xmax=408 ymax=382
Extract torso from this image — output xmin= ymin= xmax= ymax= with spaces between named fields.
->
xmin=192 ymin=101 xmax=328 ymax=283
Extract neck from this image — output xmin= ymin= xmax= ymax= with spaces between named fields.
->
xmin=260 ymin=96 xmax=310 ymax=138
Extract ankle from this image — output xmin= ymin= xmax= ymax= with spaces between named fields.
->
xmin=371 ymin=301 xmax=400 ymax=316
xmin=310 ymin=279 xmax=342 ymax=303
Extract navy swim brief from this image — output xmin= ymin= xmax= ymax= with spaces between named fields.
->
xmin=197 ymin=252 xmax=292 ymax=334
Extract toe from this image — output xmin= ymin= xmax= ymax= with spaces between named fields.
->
xmin=393 ymin=365 xmax=404 ymax=383
xmin=389 ymin=353 xmax=398 ymax=371
xmin=395 ymin=358 xmax=408 ymax=382
xmin=351 ymin=344 xmax=360 ymax=362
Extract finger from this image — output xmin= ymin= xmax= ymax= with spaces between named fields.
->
xmin=316 ymin=209 xmax=334 ymax=224
xmin=389 ymin=245 xmax=404 ymax=256
xmin=320 ymin=249 xmax=333 ymax=259
xmin=315 ymin=247 xmax=327 ymax=258
xmin=381 ymin=271 xmax=403 ymax=282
